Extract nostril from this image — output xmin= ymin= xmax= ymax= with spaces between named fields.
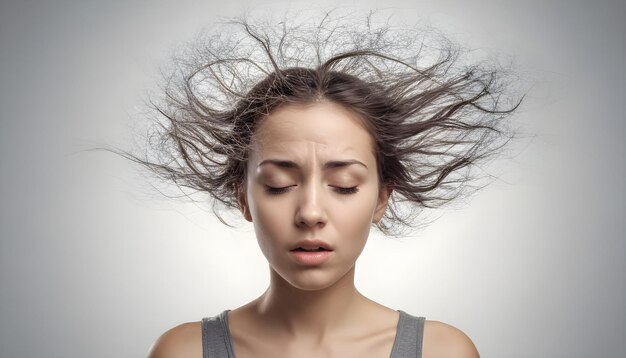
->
xmin=296 ymin=220 xmax=326 ymax=229
xmin=295 ymin=212 xmax=327 ymax=228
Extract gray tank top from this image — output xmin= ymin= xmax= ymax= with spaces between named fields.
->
xmin=201 ymin=310 xmax=425 ymax=357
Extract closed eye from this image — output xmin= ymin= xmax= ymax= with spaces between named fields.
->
xmin=333 ymin=186 xmax=359 ymax=194
xmin=264 ymin=185 xmax=294 ymax=195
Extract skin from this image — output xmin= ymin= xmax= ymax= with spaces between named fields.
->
xmin=148 ymin=101 xmax=480 ymax=358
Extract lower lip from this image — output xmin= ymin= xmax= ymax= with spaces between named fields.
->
xmin=289 ymin=250 xmax=333 ymax=265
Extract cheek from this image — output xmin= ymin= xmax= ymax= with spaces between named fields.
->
xmin=328 ymin=192 xmax=378 ymax=243
xmin=247 ymin=189 xmax=291 ymax=254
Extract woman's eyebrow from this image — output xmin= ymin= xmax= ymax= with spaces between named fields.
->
xmin=257 ymin=159 xmax=368 ymax=169
xmin=324 ymin=159 xmax=368 ymax=169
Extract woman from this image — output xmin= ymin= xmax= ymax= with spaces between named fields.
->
xmin=138 ymin=11 xmax=521 ymax=358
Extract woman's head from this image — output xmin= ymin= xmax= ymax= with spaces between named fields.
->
xmin=238 ymin=100 xmax=390 ymax=289
xmin=130 ymin=11 xmax=523 ymax=236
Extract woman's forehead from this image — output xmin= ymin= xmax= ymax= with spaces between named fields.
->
xmin=250 ymin=102 xmax=376 ymax=158
xmin=252 ymin=139 xmax=373 ymax=168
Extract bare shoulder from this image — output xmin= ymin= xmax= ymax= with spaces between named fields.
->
xmin=147 ymin=321 xmax=202 ymax=358
xmin=422 ymin=320 xmax=480 ymax=358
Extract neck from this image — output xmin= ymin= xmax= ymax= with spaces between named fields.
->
xmin=252 ymin=264 xmax=368 ymax=341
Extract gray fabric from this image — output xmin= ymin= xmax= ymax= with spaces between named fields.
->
xmin=202 ymin=309 xmax=425 ymax=358
xmin=201 ymin=311 xmax=236 ymax=358
xmin=390 ymin=310 xmax=426 ymax=358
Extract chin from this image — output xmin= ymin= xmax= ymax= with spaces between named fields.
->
xmin=278 ymin=266 xmax=351 ymax=291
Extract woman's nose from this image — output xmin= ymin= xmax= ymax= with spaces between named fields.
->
xmin=294 ymin=182 xmax=327 ymax=228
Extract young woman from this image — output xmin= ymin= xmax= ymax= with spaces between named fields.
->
xmin=137 ymin=12 xmax=521 ymax=358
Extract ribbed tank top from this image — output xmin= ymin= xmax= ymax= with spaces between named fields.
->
xmin=201 ymin=310 xmax=425 ymax=357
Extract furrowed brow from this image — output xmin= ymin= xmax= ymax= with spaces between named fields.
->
xmin=323 ymin=159 xmax=368 ymax=169
xmin=258 ymin=159 xmax=367 ymax=169
xmin=257 ymin=159 xmax=298 ymax=169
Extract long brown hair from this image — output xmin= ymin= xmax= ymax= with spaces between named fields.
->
xmin=123 ymin=11 xmax=524 ymax=236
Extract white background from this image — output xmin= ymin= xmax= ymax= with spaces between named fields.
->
xmin=1 ymin=0 xmax=624 ymax=357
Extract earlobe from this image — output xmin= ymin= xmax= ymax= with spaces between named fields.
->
xmin=235 ymin=183 xmax=253 ymax=222
xmin=373 ymin=185 xmax=393 ymax=224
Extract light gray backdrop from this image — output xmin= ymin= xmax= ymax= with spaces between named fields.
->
xmin=1 ymin=0 xmax=624 ymax=357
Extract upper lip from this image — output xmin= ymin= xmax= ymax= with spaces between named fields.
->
xmin=290 ymin=239 xmax=334 ymax=251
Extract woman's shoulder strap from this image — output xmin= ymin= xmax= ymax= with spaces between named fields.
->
xmin=201 ymin=310 xmax=234 ymax=358
xmin=391 ymin=310 xmax=426 ymax=358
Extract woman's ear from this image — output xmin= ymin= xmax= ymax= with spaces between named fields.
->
xmin=235 ymin=182 xmax=253 ymax=222
xmin=373 ymin=184 xmax=393 ymax=224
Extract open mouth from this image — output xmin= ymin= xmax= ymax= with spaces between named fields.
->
xmin=291 ymin=247 xmax=331 ymax=252
xmin=289 ymin=246 xmax=333 ymax=265
xmin=290 ymin=240 xmax=334 ymax=252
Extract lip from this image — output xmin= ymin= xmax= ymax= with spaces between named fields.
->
xmin=289 ymin=239 xmax=334 ymax=251
xmin=289 ymin=250 xmax=333 ymax=265
xmin=288 ymin=239 xmax=334 ymax=266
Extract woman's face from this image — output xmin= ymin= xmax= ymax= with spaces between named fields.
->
xmin=238 ymin=101 xmax=391 ymax=291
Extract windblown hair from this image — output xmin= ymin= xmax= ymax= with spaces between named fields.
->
xmin=130 ymin=11 xmax=523 ymax=236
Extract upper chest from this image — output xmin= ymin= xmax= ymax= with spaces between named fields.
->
xmin=229 ymin=321 xmax=399 ymax=358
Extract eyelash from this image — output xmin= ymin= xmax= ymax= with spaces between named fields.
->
xmin=265 ymin=186 xmax=292 ymax=195
xmin=264 ymin=186 xmax=359 ymax=195
xmin=334 ymin=186 xmax=359 ymax=195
